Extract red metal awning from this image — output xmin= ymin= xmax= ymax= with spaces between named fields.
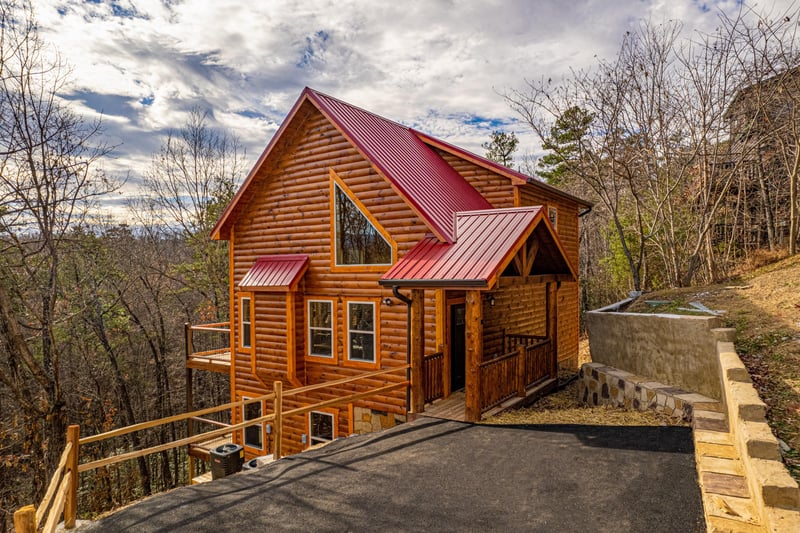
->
xmin=379 ymin=207 xmax=575 ymax=289
xmin=239 ymin=254 xmax=309 ymax=291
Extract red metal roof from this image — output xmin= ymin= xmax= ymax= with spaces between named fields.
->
xmin=415 ymin=131 xmax=593 ymax=209
xmin=380 ymin=207 xmax=575 ymax=288
xmin=302 ymin=89 xmax=491 ymax=243
xmin=239 ymin=254 xmax=309 ymax=291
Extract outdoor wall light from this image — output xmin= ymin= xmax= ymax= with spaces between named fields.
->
xmin=382 ymin=297 xmax=393 ymax=305
xmin=489 ymin=295 xmax=496 ymax=307
xmin=301 ymin=434 xmax=307 ymax=445
xmin=266 ymin=424 xmax=272 ymax=434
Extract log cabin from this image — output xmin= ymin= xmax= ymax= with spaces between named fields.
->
xmin=186 ymin=87 xmax=591 ymax=459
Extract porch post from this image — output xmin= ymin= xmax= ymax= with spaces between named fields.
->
xmin=546 ymin=282 xmax=559 ymax=377
xmin=410 ymin=289 xmax=425 ymax=413
xmin=464 ymin=290 xmax=483 ymax=422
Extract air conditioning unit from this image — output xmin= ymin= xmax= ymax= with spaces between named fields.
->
xmin=210 ymin=444 xmax=244 ymax=480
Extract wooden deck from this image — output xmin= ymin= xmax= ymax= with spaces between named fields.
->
xmin=187 ymin=351 xmax=231 ymax=373
xmin=422 ymin=391 xmax=468 ymax=422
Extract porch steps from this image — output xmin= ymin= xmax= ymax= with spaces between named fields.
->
xmin=422 ymin=378 xmax=557 ymax=422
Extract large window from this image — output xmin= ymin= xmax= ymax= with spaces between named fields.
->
xmin=242 ymin=398 xmax=263 ymax=450
xmin=346 ymin=301 xmax=375 ymax=363
xmin=308 ymin=300 xmax=334 ymax=358
xmin=239 ymin=294 xmax=253 ymax=350
xmin=333 ymin=182 xmax=392 ymax=266
xmin=309 ymin=410 xmax=335 ymax=446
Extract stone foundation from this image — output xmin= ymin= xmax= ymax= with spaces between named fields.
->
xmin=352 ymin=406 xmax=405 ymax=434
xmin=578 ymin=362 xmax=716 ymax=421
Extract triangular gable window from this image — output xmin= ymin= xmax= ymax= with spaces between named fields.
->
xmin=331 ymin=172 xmax=393 ymax=267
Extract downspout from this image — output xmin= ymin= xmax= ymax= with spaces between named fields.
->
xmin=392 ymin=286 xmax=413 ymax=416
xmin=578 ymin=205 xmax=592 ymax=217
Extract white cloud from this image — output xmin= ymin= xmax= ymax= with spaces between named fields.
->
xmin=25 ymin=0 xmax=800 ymax=220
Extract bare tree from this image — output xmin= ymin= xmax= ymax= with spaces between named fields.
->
xmin=724 ymin=4 xmax=800 ymax=256
xmin=0 ymin=0 xmax=115 ymax=508
xmin=135 ymin=109 xmax=244 ymax=320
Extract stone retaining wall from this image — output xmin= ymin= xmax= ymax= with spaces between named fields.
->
xmin=578 ymin=363 xmax=715 ymax=421
xmin=714 ymin=329 xmax=800 ymax=530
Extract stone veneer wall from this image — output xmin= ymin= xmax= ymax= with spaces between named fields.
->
xmin=352 ymin=406 xmax=405 ymax=434
xmin=578 ymin=363 xmax=715 ymax=421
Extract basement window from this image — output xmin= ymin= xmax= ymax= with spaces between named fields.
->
xmin=242 ymin=398 xmax=263 ymax=450
xmin=309 ymin=410 xmax=335 ymax=446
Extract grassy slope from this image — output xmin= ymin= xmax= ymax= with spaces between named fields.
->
xmin=628 ymin=254 xmax=800 ymax=482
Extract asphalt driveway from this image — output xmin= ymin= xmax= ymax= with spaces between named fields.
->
xmin=82 ymin=417 xmax=704 ymax=532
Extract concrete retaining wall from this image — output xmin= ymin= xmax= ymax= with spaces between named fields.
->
xmin=586 ymin=311 xmax=723 ymax=401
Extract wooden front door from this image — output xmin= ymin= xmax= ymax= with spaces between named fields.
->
xmin=449 ymin=303 xmax=466 ymax=391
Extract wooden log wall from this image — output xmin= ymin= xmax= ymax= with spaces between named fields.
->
xmin=481 ymin=283 xmax=546 ymax=359
xmin=518 ymin=186 xmax=581 ymax=368
xmin=228 ymin=103 xmax=439 ymax=455
xmin=434 ymin=149 xmax=515 ymax=208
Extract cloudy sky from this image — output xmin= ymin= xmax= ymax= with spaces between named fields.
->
xmin=28 ymin=0 xmax=796 ymax=218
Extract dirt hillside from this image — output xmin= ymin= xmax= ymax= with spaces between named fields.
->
xmin=628 ymin=254 xmax=800 ymax=482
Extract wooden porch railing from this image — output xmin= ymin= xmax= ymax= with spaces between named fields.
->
xmin=15 ymin=365 xmax=409 ymax=532
xmin=479 ymin=348 xmax=523 ymax=411
xmin=478 ymin=338 xmax=554 ymax=412
xmin=504 ymin=331 xmax=548 ymax=353
xmin=422 ymin=351 xmax=444 ymax=403
xmin=523 ymin=339 xmax=553 ymax=385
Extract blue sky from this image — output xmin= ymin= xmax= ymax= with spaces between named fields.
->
xmin=29 ymin=0 xmax=795 ymax=219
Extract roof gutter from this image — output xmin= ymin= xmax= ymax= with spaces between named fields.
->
xmin=392 ymin=286 xmax=413 ymax=418
xmin=379 ymin=279 xmax=489 ymax=289
xmin=578 ymin=205 xmax=593 ymax=218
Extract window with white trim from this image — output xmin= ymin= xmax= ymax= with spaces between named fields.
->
xmin=309 ymin=411 xmax=335 ymax=446
xmin=240 ymin=295 xmax=253 ymax=350
xmin=334 ymin=183 xmax=391 ymax=266
xmin=347 ymin=301 xmax=375 ymax=363
xmin=242 ymin=398 xmax=263 ymax=450
xmin=308 ymin=300 xmax=333 ymax=358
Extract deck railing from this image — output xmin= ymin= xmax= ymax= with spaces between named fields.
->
xmin=523 ymin=339 xmax=553 ymax=385
xmin=15 ymin=366 xmax=409 ymax=532
xmin=185 ymin=322 xmax=232 ymax=372
xmin=422 ymin=351 xmax=444 ymax=403
xmin=13 ymin=427 xmax=79 ymax=533
xmin=504 ymin=331 xmax=548 ymax=353
xmin=185 ymin=322 xmax=230 ymax=358
xmin=479 ymin=348 xmax=523 ymax=411
xmin=478 ymin=338 xmax=554 ymax=412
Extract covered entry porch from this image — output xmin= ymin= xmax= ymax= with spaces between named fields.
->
xmin=380 ymin=206 xmax=576 ymax=422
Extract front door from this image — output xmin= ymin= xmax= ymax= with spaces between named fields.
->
xmin=450 ymin=303 xmax=466 ymax=391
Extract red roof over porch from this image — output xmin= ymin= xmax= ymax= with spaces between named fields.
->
xmin=379 ymin=206 xmax=575 ymax=289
